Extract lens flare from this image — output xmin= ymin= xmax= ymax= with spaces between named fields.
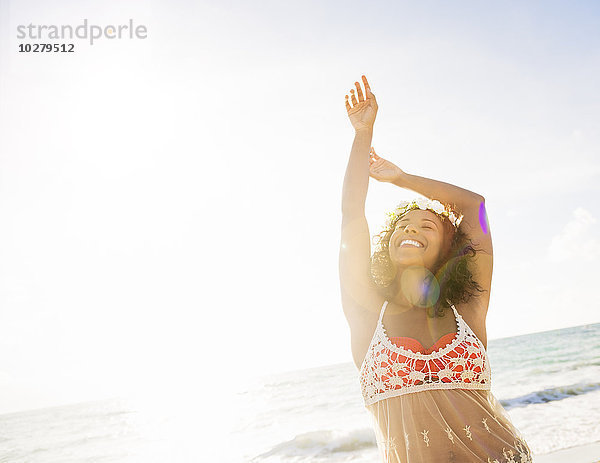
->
xmin=479 ymin=201 xmax=489 ymax=234
xmin=399 ymin=266 xmax=440 ymax=308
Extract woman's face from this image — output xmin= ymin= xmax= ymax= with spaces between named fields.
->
xmin=388 ymin=209 xmax=446 ymax=271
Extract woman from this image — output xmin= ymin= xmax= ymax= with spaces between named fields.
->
xmin=339 ymin=75 xmax=533 ymax=462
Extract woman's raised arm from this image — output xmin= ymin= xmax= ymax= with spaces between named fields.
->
xmin=339 ymin=76 xmax=383 ymax=316
xmin=341 ymin=76 xmax=378 ymax=216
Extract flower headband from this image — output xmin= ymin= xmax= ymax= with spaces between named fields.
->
xmin=383 ymin=198 xmax=464 ymax=230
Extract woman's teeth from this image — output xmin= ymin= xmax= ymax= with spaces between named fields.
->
xmin=400 ymin=239 xmax=423 ymax=248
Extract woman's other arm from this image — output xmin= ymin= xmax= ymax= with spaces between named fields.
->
xmin=370 ymin=150 xmax=492 ymax=317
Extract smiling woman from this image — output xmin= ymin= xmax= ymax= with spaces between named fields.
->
xmin=370 ymin=205 xmax=483 ymax=319
xmin=339 ymin=75 xmax=533 ymax=462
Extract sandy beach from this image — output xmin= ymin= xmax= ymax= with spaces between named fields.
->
xmin=536 ymin=440 xmax=600 ymax=463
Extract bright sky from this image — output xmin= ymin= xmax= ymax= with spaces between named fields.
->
xmin=0 ymin=0 xmax=599 ymax=415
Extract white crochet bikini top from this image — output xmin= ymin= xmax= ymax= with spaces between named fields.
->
xmin=359 ymin=300 xmax=492 ymax=406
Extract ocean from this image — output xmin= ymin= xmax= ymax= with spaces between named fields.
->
xmin=1 ymin=322 xmax=599 ymax=462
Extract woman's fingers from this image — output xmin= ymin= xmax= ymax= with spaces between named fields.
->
xmin=369 ymin=147 xmax=376 ymax=164
xmin=355 ymin=81 xmax=364 ymax=102
xmin=362 ymin=75 xmax=373 ymax=97
xmin=345 ymin=76 xmax=372 ymax=108
xmin=362 ymin=76 xmax=375 ymax=100
xmin=344 ymin=76 xmax=375 ymax=119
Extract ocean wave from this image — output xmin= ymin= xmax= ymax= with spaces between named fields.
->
xmin=500 ymin=381 xmax=600 ymax=409
xmin=529 ymin=358 xmax=600 ymax=375
xmin=251 ymin=428 xmax=376 ymax=460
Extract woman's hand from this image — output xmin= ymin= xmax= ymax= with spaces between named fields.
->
xmin=345 ymin=75 xmax=378 ymax=132
xmin=369 ymin=147 xmax=405 ymax=183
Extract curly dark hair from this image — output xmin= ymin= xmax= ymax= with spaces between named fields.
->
xmin=369 ymin=209 xmax=484 ymax=318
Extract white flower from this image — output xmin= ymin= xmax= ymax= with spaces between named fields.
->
xmin=415 ymin=198 xmax=429 ymax=210
xmin=430 ymin=200 xmax=445 ymax=214
xmin=396 ymin=200 xmax=410 ymax=211
xmin=380 ymin=198 xmax=462 ymax=235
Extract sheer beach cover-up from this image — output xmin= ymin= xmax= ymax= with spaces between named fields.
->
xmin=358 ymin=301 xmax=533 ymax=462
